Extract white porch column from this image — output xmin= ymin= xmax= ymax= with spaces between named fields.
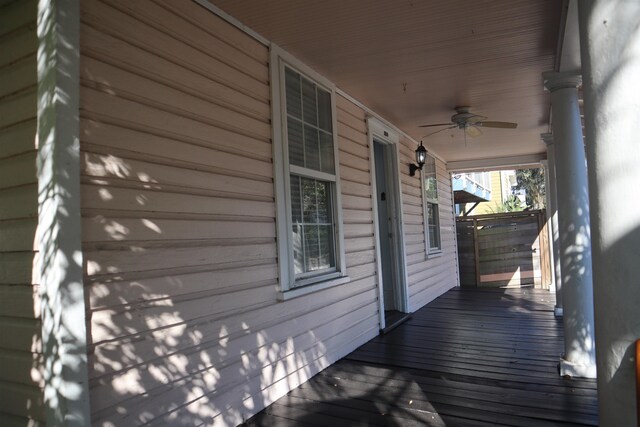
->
xmin=579 ymin=1 xmax=640 ymax=424
xmin=542 ymin=71 xmax=596 ymax=379
xmin=37 ymin=0 xmax=91 ymax=424
xmin=541 ymin=133 xmax=562 ymax=317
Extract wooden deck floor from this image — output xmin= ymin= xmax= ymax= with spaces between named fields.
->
xmin=246 ymin=288 xmax=599 ymax=426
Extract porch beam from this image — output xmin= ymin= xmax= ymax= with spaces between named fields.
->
xmin=541 ymin=134 xmax=563 ymax=317
xmin=542 ymin=71 xmax=596 ymax=379
xmin=579 ymin=0 xmax=640 ymax=424
xmin=446 ymin=154 xmax=545 ymax=173
xmin=37 ymin=0 xmax=91 ymax=424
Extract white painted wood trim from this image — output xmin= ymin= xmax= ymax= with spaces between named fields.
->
xmin=192 ymin=0 xmax=271 ymax=46
xmin=367 ymin=117 xmax=400 ymax=144
xmin=367 ymin=119 xmax=386 ymax=330
xmin=389 ymin=143 xmax=410 ymax=313
xmin=449 ymin=171 xmax=461 ymax=287
xmin=446 ymin=154 xmax=546 ymax=172
xmin=277 ymin=276 xmax=351 ymax=301
xmin=270 ymin=43 xmax=347 ymax=293
xmin=36 ymin=0 xmax=91 ymax=424
xmin=270 ymin=43 xmax=290 ymax=292
xmin=420 ymin=153 xmax=428 ymax=257
xmin=331 ymin=78 xmax=347 ymax=284
xmin=422 ymin=154 xmax=443 ymax=255
xmin=367 ymin=117 xmax=410 ymax=320
xmin=271 ymin=44 xmax=335 ymax=94
xmin=341 ymin=92 xmax=447 ymax=162
xmin=289 ymin=165 xmax=337 ymax=183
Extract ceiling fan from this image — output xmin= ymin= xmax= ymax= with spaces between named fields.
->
xmin=419 ymin=106 xmax=517 ymax=138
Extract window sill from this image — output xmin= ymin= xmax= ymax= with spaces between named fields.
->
xmin=427 ymin=250 xmax=443 ymax=259
xmin=278 ymin=275 xmax=351 ymax=301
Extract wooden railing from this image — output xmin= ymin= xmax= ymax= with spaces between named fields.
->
xmin=455 ymin=210 xmax=550 ymax=288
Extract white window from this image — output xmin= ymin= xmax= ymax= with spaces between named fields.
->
xmin=271 ymin=46 xmax=347 ymax=298
xmin=423 ymin=154 xmax=441 ymax=253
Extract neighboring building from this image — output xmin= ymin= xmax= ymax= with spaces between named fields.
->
xmin=469 ymin=170 xmax=522 ymax=215
xmin=452 ymin=171 xmax=492 ymax=216
xmin=454 ymin=170 xmax=529 ymax=216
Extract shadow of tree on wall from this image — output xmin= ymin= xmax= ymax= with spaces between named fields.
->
xmin=595 ymin=223 xmax=640 ymax=421
xmin=0 ymin=0 xmax=44 ymax=423
xmin=65 ymin=0 xmax=384 ymax=423
xmin=72 ymin=0 xmax=328 ymax=421
xmin=32 ymin=0 xmax=95 ymax=423
xmin=579 ymin=4 xmax=640 ymax=421
xmin=79 ymin=120 xmax=336 ymax=425
xmin=556 ymin=180 xmax=595 ymax=368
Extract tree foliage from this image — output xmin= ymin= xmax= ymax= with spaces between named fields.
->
xmin=489 ymin=194 xmax=526 ymax=213
xmin=516 ymin=168 xmax=546 ymax=209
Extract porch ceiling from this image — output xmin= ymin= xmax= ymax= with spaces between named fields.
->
xmin=212 ymin=0 xmax=564 ymax=163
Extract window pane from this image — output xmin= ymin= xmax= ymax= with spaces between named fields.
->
xmin=301 ymin=77 xmax=318 ymax=126
xmin=429 ymin=226 xmax=437 ymax=248
xmin=282 ymin=64 xmax=338 ymax=285
xmin=285 ymin=67 xmax=302 ymax=119
xmin=290 ymin=175 xmax=302 ymax=223
xmin=291 ymin=176 xmax=336 ymax=278
xmin=288 ymin=118 xmax=304 ymax=167
xmin=292 ymin=224 xmax=304 ymax=275
xmin=302 ymin=178 xmax=317 ymax=223
xmin=424 ymin=155 xmax=436 ymax=174
xmin=318 ymin=225 xmax=334 ymax=269
xmin=317 ymin=88 xmax=332 ymax=132
xmin=304 ymin=225 xmax=320 ymax=271
xmin=304 ymin=125 xmax=320 ymax=171
xmin=319 ymin=131 xmax=335 ymax=174
xmin=424 ymin=155 xmax=438 ymax=201
xmin=316 ymin=181 xmax=330 ymax=223
xmin=425 ymin=176 xmax=438 ymax=201
xmin=427 ymin=203 xmax=437 ymax=226
xmin=427 ymin=202 xmax=441 ymax=250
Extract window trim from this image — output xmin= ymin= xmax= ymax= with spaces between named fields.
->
xmin=270 ymin=44 xmax=347 ymax=295
xmin=422 ymin=154 xmax=442 ymax=255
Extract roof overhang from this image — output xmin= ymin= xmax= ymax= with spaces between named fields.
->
xmin=209 ymin=0 xmax=565 ymax=165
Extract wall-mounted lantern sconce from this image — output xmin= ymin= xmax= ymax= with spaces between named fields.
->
xmin=409 ymin=142 xmax=427 ymax=176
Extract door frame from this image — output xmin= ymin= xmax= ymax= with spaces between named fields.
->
xmin=367 ymin=118 xmax=410 ymax=330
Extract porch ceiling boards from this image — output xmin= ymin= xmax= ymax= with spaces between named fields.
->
xmin=246 ymin=288 xmax=598 ymax=426
xmin=212 ymin=0 xmax=563 ymax=163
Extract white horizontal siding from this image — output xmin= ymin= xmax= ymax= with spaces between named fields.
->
xmin=0 ymin=0 xmax=43 ymax=424
xmin=81 ymin=1 xmax=379 ymax=426
xmin=396 ymin=140 xmax=458 ymax=313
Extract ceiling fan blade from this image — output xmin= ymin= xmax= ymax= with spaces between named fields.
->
xmin=418 ymin=122 xmax=454 ymax=128
xmin=466 ymin=115 xmax=488 ymax=124
xmin=477 ymin=121 xmax=518 ymax=129
xmin=465 ymin=125 xmax=482 ymax=138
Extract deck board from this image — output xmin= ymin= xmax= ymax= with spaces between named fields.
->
xmin=245 ymin=288 xmax=598 ymax=426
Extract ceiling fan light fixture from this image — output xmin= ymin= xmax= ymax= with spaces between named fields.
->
xmin=418 ymin=106 xmax=518 ymax=139
xmin=465 ymin=125 xmax=482 ymax=138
